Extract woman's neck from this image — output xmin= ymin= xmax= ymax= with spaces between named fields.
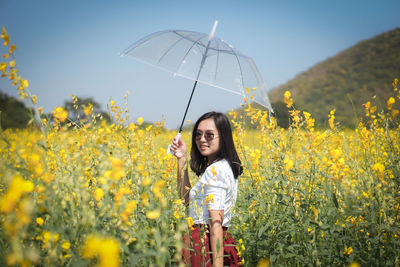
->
xmin=207 ymin=156 xmax=219 ymax=165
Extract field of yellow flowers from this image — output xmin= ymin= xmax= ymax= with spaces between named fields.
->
xmin=1 ymin=26 xmax=400 ymax=266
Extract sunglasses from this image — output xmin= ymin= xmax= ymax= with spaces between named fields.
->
xmin=195 ymin=131 xmax=218 ymax=141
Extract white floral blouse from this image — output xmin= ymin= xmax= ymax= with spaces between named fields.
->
xmin=189 ymin=159 xmax=238 ymax=227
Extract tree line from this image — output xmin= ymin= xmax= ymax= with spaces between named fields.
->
xmin=0 ymin=91 xmax=111 ymax=130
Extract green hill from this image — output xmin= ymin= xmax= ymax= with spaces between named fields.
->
xmin=0 ymin=92 xmax=33 ymax=129
xmin=269 ymin=27 xmax=400 ymax=128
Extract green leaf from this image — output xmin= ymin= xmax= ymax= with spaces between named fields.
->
xmin=332 ymin=192 xmax=339 ymax=209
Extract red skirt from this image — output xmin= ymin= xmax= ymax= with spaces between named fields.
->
xmin=182 ymin=225 xmax=242 ymax=266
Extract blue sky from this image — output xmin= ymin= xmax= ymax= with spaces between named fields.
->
xmin=0 ymin=0 xmax=399 ymax=129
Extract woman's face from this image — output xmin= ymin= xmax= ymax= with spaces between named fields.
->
xmin=195 ymin=118 xmax=220 ymax=163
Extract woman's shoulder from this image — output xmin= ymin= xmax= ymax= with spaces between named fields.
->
xmin=206 ymin=158 xmax=232 ymax=174
xmin=210 ymin=158 xmax=230 ymax=168
xmin=201 ymin=159 xmax=233 ymax=186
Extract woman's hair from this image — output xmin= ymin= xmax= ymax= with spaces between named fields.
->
xmin=190 ymin=111 xmax=243 ymax=179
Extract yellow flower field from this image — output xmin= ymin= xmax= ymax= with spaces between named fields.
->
xmin=1 ymin=26 xmax=400 ymax=266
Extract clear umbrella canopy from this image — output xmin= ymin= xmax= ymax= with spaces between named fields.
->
xmin=121 ymin=29 xmax=273 ymax=112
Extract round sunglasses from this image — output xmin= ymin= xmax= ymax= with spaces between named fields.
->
xmin=194 ymin=131 xmax=218 ymax=141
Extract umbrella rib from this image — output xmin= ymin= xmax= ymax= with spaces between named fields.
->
xmin=174 ymin=31 xmax=208 ymax=50
xmin=121 ymin=30 xmax=168 ymax=56
xmin=227 ymin=44 xmax=246 ymax=96
xmin=157 ymin=31 xmax=188 ymax=65
xmin=175 ymin=35 xmax=206 ymax=75
xmin=247 ymin=58 xmax=272 ymax=110
xmin=212 ymin=38 xmax=220 ymax=83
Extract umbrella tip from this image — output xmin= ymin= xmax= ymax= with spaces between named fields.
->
xmin=209 ymin=20 xmax=219 ymax=41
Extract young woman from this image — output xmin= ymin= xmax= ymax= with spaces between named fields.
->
xmin=170 ymin=111 xmax=242 ymax=266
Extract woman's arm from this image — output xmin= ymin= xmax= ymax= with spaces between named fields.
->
xmin=177 ymin=157 xmax=191 ymax=204
xmin=209 ymin=210 xmax=224 ymax=267
xmin=170 ymin=136 xmax=191 ymax=204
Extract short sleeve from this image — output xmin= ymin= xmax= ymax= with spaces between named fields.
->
xmin=200 ymin=162 xmax=229 ymax=210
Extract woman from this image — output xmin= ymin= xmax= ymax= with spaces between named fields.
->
xmin=170 ymin=111 xmax=242 ymax=267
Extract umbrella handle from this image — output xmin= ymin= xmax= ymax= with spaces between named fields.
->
xmin=167 ymin=132 xmax=181 ymax=155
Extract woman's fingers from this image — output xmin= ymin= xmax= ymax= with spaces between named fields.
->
xmin=172 ymin=137 xmax=181 ymax=147
xmin=170 ymin=135 xmax=185 ymax=158
xmin=172 ymin=138 xmax=177 ymax=146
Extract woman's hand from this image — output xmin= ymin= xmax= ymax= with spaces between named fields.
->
xmin=170 ymin=135 xmax=187 ymax=160
xmin=172 ymin=134 xmax=191 ymax=203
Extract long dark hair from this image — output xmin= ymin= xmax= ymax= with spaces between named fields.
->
xmin=190 ymin=111 xmax=243 ymax=179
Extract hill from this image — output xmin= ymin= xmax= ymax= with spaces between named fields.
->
xmin=269 ymin=28 xmax=400 ymax=128
xmin=0 ymin=92 xmax=33 ymax=129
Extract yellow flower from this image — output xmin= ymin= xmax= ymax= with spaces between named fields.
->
xmin=0 ymin=62 xmax=7 ymax=73
xmin=141 ymin=192 xmax=149 ymax=206
xmin=146 ymin=210 xmax=161 ymax=220
xmin=186 ymin=217 xmax=194 ymax=229
xmin=36 ymin=217 xmax=44 ymax=226
xmin=289 ymin=110 xmax=300 ymax=124
xmin=283 ymin=157 xmax=294 ymax=171
xmin=174 ymin=199 xmax=182 ymax=206
xmin=328 ymin=109 xmax=336 ymax=130
xmin=142 ymin=176 xmax=151 ymax=186
xmin=343 ymin=245 xmax=354 ymax=255
xmin=173 ymin=210 xmax=181 ymax=219
xmin=128 ymin=122 xmax=137 ymax=131
xmin=372 ymin=162 xmax=385 ymax=173
xmin=393 ymin=77 xmax=398 ymax=87
xmin=95 ymin=188 xmax=104 ymax=202
xmin=0 ymin=174 xmax=34 ymax=214
xmin=152 ymin=180 xmax=166 ymax=198
xmin=62 ymin=241 xmax=71 ymax=250
xmin=205 ymin=194 xmax=214 ymax=205
xmin=9 ymin=44 xmax=17 ymax=54
xmin=257 ymin=258 xmax=270 ymax=267
xmin=121 ymin=200 xmax=137 ymax=222
xmin=211 ymin=166 xmax=217 ymax=176
xmin=18 ymin=79 xmax=29 ymax=90
xmin=284 ymin=91 xmax=293 ymax=108
xmin=105 ymin=157 xmax=125 ymax=181
xmin=42 ymin=231 xmax=52 ymax=243
xmin=52 ymin=106 xmax=68 ymax=123
xmin=392 ymin=109 xmax=399 ymax=118
xmin=137 ymin=117 xmax=144 ymax=125
xmin=31 ymin=95 xmax=37 ymax=104
xmin=83 ymin=103 xmax=93 ymax=116
xmin=1 ymin=26 xmax=10 ymax=46
xmin=330 ymin=148 xmax=342 ymax=159
xmin=387 ymin=97 xmax=395 ymax=110
xmin=82 ymin=234 xmax=120 ymax=267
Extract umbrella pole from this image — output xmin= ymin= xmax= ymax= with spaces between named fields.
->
xmin=178 ymin=80 xmax=198 ymax=132
xmin=177 ymin=21 xmax=219 ymax=133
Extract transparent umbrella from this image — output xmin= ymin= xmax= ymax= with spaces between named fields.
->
xmin=121 ymin=21 xmax=273 ymax=151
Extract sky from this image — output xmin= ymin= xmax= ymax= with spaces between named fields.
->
xmin=0 ymin=0 xmax=399 ymax=129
